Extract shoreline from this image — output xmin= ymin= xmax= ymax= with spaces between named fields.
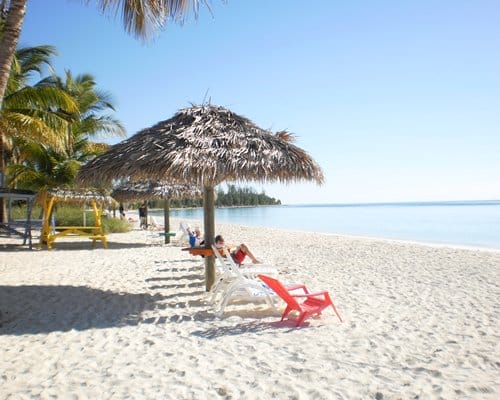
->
xmin=169 ymin=216 xmax=500 ymax=254
xmin=143 ymin=202 xmax=500 ymax=251
xmin=1 ymin=219 xmax=499 ymax=399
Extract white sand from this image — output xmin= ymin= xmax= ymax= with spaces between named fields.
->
xmin=1 ymin=218 xmax=499 ymax=399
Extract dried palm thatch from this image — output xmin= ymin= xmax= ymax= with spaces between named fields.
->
xmin=111 ymin=181 xmax=201 ymax=203
xmin=40 ymin=188 xmax=116 ymax=206
xmin=77 ymin=104 xmax=324 ymax=187
xmin=77 ymin=104 xmax=324 ymax=290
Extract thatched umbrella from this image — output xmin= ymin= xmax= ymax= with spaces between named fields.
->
xmin=111 ymin=180 xmax=201 ymax=243
xmin=77 ymin=104 xmax=324 ymax=290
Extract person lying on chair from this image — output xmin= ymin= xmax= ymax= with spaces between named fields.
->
xmin=187 ymin=226 xmax=204 ymax=247
xmin=214 ymin=234 xmax=261 ymax=265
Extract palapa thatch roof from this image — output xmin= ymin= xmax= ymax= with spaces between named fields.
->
xmin=77 ymin=104 xmax=324 ymax=186
xmin=40 ymin=188 xmax=117 ymax=206
xmin=111 ymin=181 xmax=201 ymax=203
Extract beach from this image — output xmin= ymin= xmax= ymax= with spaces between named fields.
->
xmin=1 ymin=219 xmax=499 ymax=399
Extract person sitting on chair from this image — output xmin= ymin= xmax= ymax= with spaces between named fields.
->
xmin=214 ymin=234 xmax=261 ymax=265
xmin=187 ymin=226 xmax=204 ymax=247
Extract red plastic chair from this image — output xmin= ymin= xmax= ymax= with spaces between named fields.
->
xmin=258 ymin=274 xmax=342 ymax=327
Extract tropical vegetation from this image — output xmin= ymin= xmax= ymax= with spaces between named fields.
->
xmin=0 ymin=0 xmax=205 ymax=224
xmin=0 ymin=40 xmax=125 ymax=222
xmin=10 ymin=203 xmax=131 ymax=233
xmin=7 ymin=70 xmax=126 ymax=191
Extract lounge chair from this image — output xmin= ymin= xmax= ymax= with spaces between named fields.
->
xmin=177 ymin=222 xmax=191 ymax=245
xmin=210 ymin=244 xmax=277 ymax=299
xmin=258 ymin=274 xmax=343 ymax=326
xmin=148 ymin=215 xmax=164 ymax=230
xmin=209 ymin=244 xmax=279 ymax=316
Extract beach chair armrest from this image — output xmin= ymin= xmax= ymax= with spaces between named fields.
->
xmin=285 ymin=284 xmax=309 ymax=294
xmin=291 ymin=290 xmax=329 ymax=298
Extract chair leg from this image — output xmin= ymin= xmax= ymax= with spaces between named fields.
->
xmin=296 ymin=312 xmax=310 ymax=327
xmin=330 ymin=302 xmax=343 ymax=322
xmin=325 ymin=292 xmax=343 ymax=322
xmin=281 ymin=305 xmax=293 ymax=321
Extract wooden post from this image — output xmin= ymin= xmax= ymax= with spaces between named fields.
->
xmin=163 ymin=198 xmax=170 ymax=244
xmin=203 ymin=185 xmax=215 ymax=291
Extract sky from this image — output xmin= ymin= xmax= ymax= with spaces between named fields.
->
xmin=18 ymin=0 xmax=500 ymax=204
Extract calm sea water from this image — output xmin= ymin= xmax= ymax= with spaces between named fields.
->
xmin=151 ymin=200 xmax=500 ymax=249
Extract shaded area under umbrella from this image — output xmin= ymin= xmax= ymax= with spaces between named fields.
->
xmin=111 ymin=180 xmax=201 ymax=243
xmin=78 ymin=104 xmax=324 ymax=290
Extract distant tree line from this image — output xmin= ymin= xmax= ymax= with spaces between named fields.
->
xmin=143 ymin=185 xmax=281 ymax=209
xmin=215 ymin=185 xmax=281 ymax=207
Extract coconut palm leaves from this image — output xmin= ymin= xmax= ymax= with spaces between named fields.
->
xmin=3 ymin=48 xmax=124 ymax=194
xmin=1 ymin=45 xmax=78 ymax=195
xmin=40 ymin=71 xmax=126 ymax=140
xmin=8 ymin=141 xmax=82 ymax=191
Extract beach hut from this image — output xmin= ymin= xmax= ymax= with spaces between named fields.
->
xmin=77 ymin=104 xmax=324 ymax=290
xmin=111 ymin=180 xmax=201 ymax=243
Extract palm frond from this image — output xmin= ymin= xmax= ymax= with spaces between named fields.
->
xmin=4 ymin=85 xmax=79 ymax=114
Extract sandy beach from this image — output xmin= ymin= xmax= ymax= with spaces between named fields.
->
xmin=1 ymin=218 xmax=499 ymax=399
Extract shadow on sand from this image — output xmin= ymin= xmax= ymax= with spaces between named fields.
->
xmin=0 ymin=285 xmax=166 ymax=335
xmin=190 ymin=317 xmax=305 ymax=339
xmin=0 ymin=240 xmax=155 ymax=252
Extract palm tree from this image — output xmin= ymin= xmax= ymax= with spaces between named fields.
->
xmin=0 ymin=0 xmax=203 ymax=112
xmin=41 ymin=71 xmax=126 ymax=146
xmin=0 ymin=44 xmax=78 ymax=221
xmin=7 ymin=141 xmax=82 ymax=191
xmin=8 ymin=70 xmax=125 ymax=192
xmin=8 ymin=139 xmax=111 ymax=191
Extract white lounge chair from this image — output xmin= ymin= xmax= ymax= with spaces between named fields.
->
xmin=210 ymin=244 xmax=279 ymax=316
xmin=177 ymin=222 xmax=191 ymax=245
xmin=148 ymin=215 xmax=164 ymax=230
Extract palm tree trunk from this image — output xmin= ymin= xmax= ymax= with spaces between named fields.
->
xmin=0 ymin=0 xmax=27 ymax=109
xmin=0 ymin=130 xmax=6 ymax=222
xmin=0 ymin=1 xmax=26 ymax=223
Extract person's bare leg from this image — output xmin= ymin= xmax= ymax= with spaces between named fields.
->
xmin=239 ymin=243 xmax=261 ymax=264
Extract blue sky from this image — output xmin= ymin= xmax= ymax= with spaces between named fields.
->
xmin=19 ymin=0 xmax=500 ymax=204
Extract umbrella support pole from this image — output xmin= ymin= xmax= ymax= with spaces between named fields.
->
xmin=203 ymin=186 xmax=216 ymax=291
xmin=163 ymin=199 xmax=170 ymax=244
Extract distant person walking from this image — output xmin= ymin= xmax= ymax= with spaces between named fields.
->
xmin=119 ymin=203 xmax=126 ymax=220
xmin=138 ymin=202 xmax=148 ymax=229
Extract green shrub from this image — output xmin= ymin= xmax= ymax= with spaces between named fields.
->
xmin=9 ymin=204 xmax=43 ymax=219
xmin=9 ymin=204 xmax=132 ymax=234
xmin=101 ymin=217 xmax=132 ymax=234
xmin=52 ymin=206 xmax=132 ymax=233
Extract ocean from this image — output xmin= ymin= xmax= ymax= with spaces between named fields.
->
xmin=150 ymin=200 xmax=500 ymax=250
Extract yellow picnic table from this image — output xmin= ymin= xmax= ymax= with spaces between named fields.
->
xmin=38 ymin=189 xmax=110 ymax=250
